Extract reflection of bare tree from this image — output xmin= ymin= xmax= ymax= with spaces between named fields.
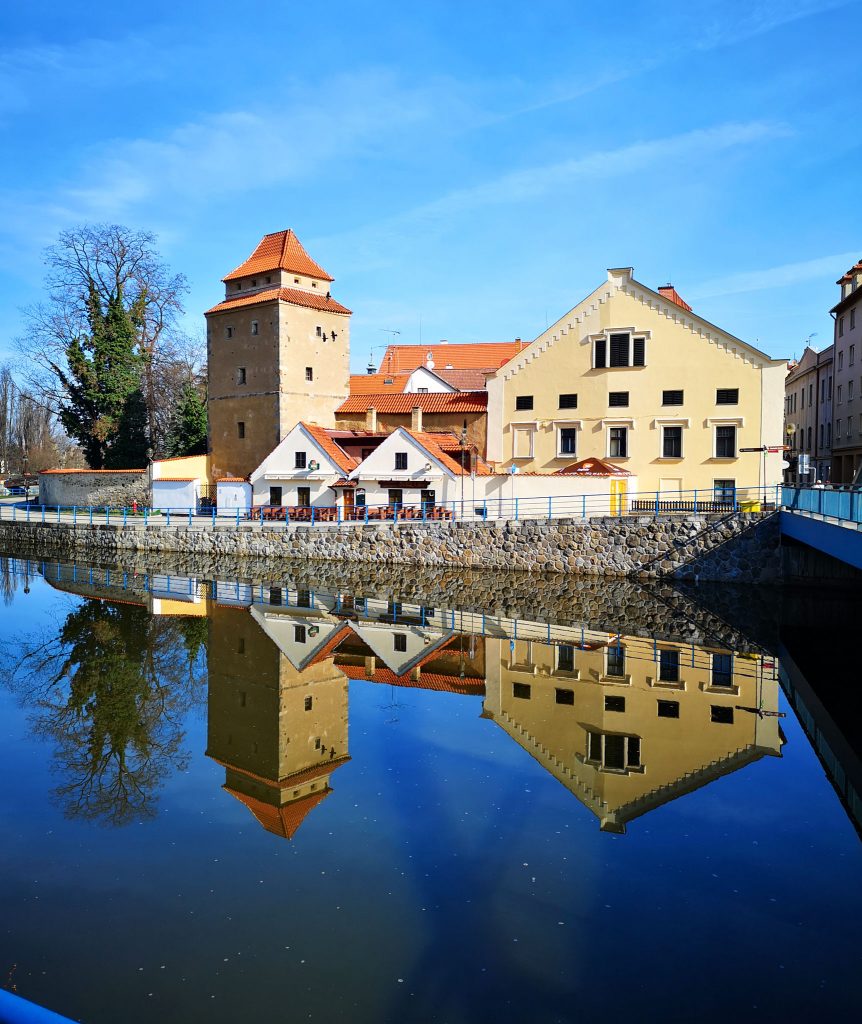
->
xmin=0 ymin=557 xmax=34 ymax=606
xmin=4 ymin=601 xmax=205 ymax=826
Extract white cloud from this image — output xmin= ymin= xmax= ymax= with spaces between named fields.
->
xmin=690 ymin=252 xmax=859 ymax=299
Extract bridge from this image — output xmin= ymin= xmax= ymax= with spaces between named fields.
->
xmin=780 ymin=486 xmax=862 ymax=572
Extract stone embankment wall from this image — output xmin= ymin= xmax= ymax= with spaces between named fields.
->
xmin=0 ymin=511 xmax=781 ymax=582
xmin=38 ymin=470 xmax=148 ymax=509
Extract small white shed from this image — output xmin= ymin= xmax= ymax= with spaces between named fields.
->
xmin=151 ymin=478 xmax=200 ymax=512
xmin=216 ymin=478 xmax=252 ymax=517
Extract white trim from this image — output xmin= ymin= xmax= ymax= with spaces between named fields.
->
xmin=600 ymin=418 xmax=635 ymax=428
xmin=555 ymin=423 xmax=580 ymax=459
xmin=711 ymin=422 xmax=739 ymax=460
xmin=659 ymin=423 xmax=685 ymax=460
xmin=606 ymin=424 xmax=630 ymax=460
xmin=706 ymin=416 xmax=745 ymax=427
xmin=652 ymin=417 xmax=691 ymax=428
xmin=512 ymin=423 xmax=536 ymax=459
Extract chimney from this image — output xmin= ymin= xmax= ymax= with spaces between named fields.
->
xmin=366 ymin=407 xmax=378 ymax=432
xmin=657 ymin=284 xmax=692 ymax=312
xmin=411 ymin=405 xmax=423 ymax=432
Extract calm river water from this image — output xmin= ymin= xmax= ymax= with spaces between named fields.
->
xmin=0 ymin=551 xmax=859 ymax=1023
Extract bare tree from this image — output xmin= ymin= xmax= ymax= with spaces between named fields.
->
xmin=18 ymin=224 xmax=193 ymax=455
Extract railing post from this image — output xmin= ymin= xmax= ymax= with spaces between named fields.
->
xmin=123 ymin=507 xmax=127 ymax=528
xmin=188 ymin=508 xmax=193 ymax=527
xmin=89 ymin=506 xmax=93 ymax=525
xmin=515 ymin=497 xmax=519 ymax=520
xmin=144 ymin=508 xmax=149 ymax=526
xmin=311 ymin=505 xmax=316 ymax=525
xmin=693 ymin=490 xmax=698 ymax=515
xmin=41 ymin=505 xmax=45 ymax=524
xmin=236 ymin=508 xmax=240 ymax=527
xmin=166 ymin=508 xmax=171 ymax=527
xmin=654 ymin=491 xmax=659 ymax=516
xmin=364 ymin=504 xmax=369 ymax=525
xmin=548 ymin=496 xmax=552 ymax=520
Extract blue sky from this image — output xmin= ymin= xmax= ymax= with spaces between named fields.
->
xmin=0 ymin=0 xmax=860 ymax=371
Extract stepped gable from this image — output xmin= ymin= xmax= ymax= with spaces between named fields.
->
xmin=223 ymin=228 xmax=334 ymax=283
xmin=206 ymin=286 xmax=351 ymax=315
xmin=379 ymin=341 xmax=528 ymax=374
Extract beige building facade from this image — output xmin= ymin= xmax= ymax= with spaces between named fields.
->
xmin=784 ymin=344 xmax=833 ymax=485
xmin=830 ymin=259 xmax=862 ymax=484
xmin=205 ymin=230 xmax=351 ymax=481
xmin=486 ymin=269 xmax=787 ymax=498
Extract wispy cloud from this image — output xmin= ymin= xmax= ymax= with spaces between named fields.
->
xmin=690 ymin=251 xmax=859 ymax=299
xmin=690 ymin=0 xmax=855 ymax=50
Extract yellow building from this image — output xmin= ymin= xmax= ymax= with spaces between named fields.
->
xmin=205 ymin=230 xmax=351 ymax=480
xmin=483 ymin=630 xmax=783 ymax=833
xmin=206 ymin=603 xmax=350 ymax=841
xmin=486 ymin=270 xmax=788 ymax=497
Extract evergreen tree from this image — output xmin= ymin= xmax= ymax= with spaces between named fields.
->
xmin=165 ymin=382 xmax=208 ymax=457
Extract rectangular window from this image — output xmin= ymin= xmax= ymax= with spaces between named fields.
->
xmin=662 ymin=426 xmax=683 ymax=458
xmin=269 ymin=486 xmax=282 ymax=506
xmin=251 ymin=321 xmax=259 ymax=336
xmin=605 ymin=695 xmax=626 ymax=712
xmin=269 ymin=587 xmax=282 ymax=606
xmin=555 ymin=688 xmax=575 ymax=706
xmin=557 ymin=644 xmax=575 ymax=672
xmin=658 ymin=648 xmax=680 ymax=682
xmin=822 ymin=379 xmax=827 ymax=403
xmin=297 ymin=486 xmax=311 ymax=507
xmin=807 ymin=426 xmax=812 ymax=450
xmin=316 ymin=325 xmax=322 ymax=337
xmin=513 ymin=682 xmax=531 ymax=700
xmin=559 ymin=393 xmax=578 ymax=409
xmin=296 ymin=589 xmax=311 ymax=608
xmin=657 ymin=700 xmax=680 ymax=718
xmin=716 ymin=388 xmax=739 ymax=405
xmin=711 ymin=705 xmax=734 ymax=724
xmin=559 ymin=428 xmax=578 ymax=456
xmin=393 ymin=633 xmax=407 ymax=652
xmin=395 ymin=452 xmax=408 ymax=470
xmin=838 ymin=385 xmax=843 ymax=404
xmin=295 ymin=451 xmax=307 ymax=469
xmin=237 ymin=421 xmax=245 ymax=439
xmin=801 ymin=389 xmax=805 ymax=409
xmin=838 ymin=316 xmax=844 ymax=338
xmin=294 ymin=624 xmax=307 ymax=644
xmin=388 ymin=488 xmax=403 ymax=506
xmin=632 ymin=337 xmax=645 ymax=366
xmin=594 ymin=337 xmax=607 ymax=368
xmin=838 ymin=352 xmax=844 ymax=370
xmin=850 ymin=345 xmax=856 ymax=367
xmin=304 ymin=696 xmax=313 ymax=711
xmin=305 ymin=367 xmax=313 ymax=381
xmin=712 ymin=653 xmax=733 ymax=687
xmin=606 ymin=644 xmax=625 ymax=677
xmin=609 ymin=333 xmax=629 ymax=367
xmin=715 ymin=425 xmax=736 ymax=458
xmin=237 ymin=367 xmax=246 ymax=385
xmin=854 ymin=380 xmax=858 ymax=400
xmin=604 ymin=734 xmax=626 ymax=769
xmin=809 ymin=383 xmax=814 ymax=405
xmin=515 ymin=395 xmax=534 ymax=411
xmin=663 ymin=389 xmax=684 ymax=406
xmin=714 ymin=479 xmax=736 ymax=503
xmin=851 ymin=309 xmax=856 ymax=330
xmin=226 ymin=326 xmax=234 ymax=339
xmin=608 ymin=391 xmax=629 ymax=407
xmin=420 ymin=489 xmax=436 ymax=508
xmin=609 ymin=427 xmax=628 ymax=458
xmin=238 ymin=637 xmax=245 ymax=654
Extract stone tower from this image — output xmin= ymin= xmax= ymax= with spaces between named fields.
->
xmin=205 ymin=229 xmax=351 ymax=479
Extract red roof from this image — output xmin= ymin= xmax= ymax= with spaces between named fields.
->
xmin=433 ymin=367 xmax=489 ymax=390
xmin=379 ymin=341 xmax=528 ymax=374
xmin=555 ymin=458 xmax=633 ymax=477
xmin=217 ymin=477 xmax=248 ymax=483
xmin=348 ymin=373 xmax=410 ymax=395
xmin=657 ymin=285 xmax=693 ymax=312
xmin=300 ymin=423 xmax=358 ymax=475
xmin=224 ymin=785 xmax=332 ymax=840
xmin=404 ymin=430 xmax=494 ymax=476
xmin=335 ymin=392 xmax=487 ymax=415
xmin=223 ymin=229 xmax=334 ymax=283
xmin=837 ymin=260 xmax=862 ymax=284
xmin=337 ymin=663 xmax=485 ymax=694
xmin=206 ymin=286 xmax=351 ymax=316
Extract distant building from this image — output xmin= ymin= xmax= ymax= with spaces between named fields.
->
xmin=205 ymin=230 xmax=351 ymax=480
xmin=784 ymin=344 xmax=833 ymax=484
xmin=830 ymin=259 xmax=862 ymax=484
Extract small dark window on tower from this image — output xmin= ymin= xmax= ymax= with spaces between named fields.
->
xmin=557 ymin=644 xmax=575 ymax=672
xmin=237 ymin=421 xmax=245 ymax=439
xmin=305 ymin=367 xmax=313 ymax=382
xmin=609 ymin=391 xmax=629 ymax=407
xmin=513 ymin=682 xmax=532 ymax=699
xmin=251 ymin=320 xmax=259 ymax=335
xmin=237 ymin=637 xmax=245 ymax=654
xmin=226 ymin=326 xmax=234 ymax=338
xmin=716 ymin=388 xmax=739 ymax=405
xmin=312 ymin=282 xmax=317 ymax=288
xmin=237 ymin=367 xmax=246 ymax=385
xmin=294 ymin=277 xmax=300 ymax=284
xmin=235 ymin=282 xmax=241 ymax=291
xmin=304 ymin=696 xmax=313 ymax=711
xmin=559 ymin=393 xmax=578 ymax=409
xmin=316 ymin=325 xmax=322 ymax=337
xmin=515 ymin=395 xmax=534 ymax=411
xmin=393 ymin=634 xmax=407 ymax=652
xmin=657 ymin=700 xmax=680 ymax=718
xmin=663 ymin=389 xmax=684 ymax=406
xmin=555 ymin=688 xmax=575 ymax=705
xmin=605 ymin=694 xmax=626 ymax=712
xmin=265 ymin=275 xmax=272 ymax=284
xmin=659 ymin=649 xmax=680 ymax=682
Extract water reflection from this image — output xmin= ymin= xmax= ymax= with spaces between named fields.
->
xmin=0 ymin=556 xmax=803 ymax=839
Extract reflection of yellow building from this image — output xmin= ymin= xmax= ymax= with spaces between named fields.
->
xmin=206 ymin=603 xmax=350 ymax=840
xmin=483 ymin=633 xmax=783 ymax=833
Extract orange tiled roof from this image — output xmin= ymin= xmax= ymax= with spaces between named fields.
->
xmin=217 ymin=476 xmax=248 ymax=483
xmin=337 ymin=663 xmax=485 ymax=695
xmin=224 ymin=785 xmax=332 ymax=840
xmin=555 ymin=457 xmax=633 ymax=477
xmin=223 ymin=229 xmax=334 ymax=283
xmin=348 ymin=373 xmax=410 ymax=395
xmin=405 ymin=429 xmax=495 ymax=476
xmin=837 ymin=260 xmax=862 ymax=284
xmin=379 ymin=341 xmax=528 ymax=374
xmin=657 ymin=285 xmax=693 ymax=312
xmin=433 ymin=367 xmax=489 ymax=390
xmin=335 ymin=392 xmax=487 ymax=415
xmin=206 ymin=286 xmax=351 ymax=316
xmin=211 ymin=755 xmax=351 ymax=790
xmin=300 ymin=423 xmax=358 ymax=475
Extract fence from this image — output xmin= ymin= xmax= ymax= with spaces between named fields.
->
xmin=782 ymin=485 xmax=862 ymax=526
xmin=0 ymin=484 xmax=782 ymax=529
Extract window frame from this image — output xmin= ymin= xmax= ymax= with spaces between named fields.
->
xmin=714 ymin=424 xmax=737 ymax=459
xmin=661 ymin=424 xmax=683 ymax=459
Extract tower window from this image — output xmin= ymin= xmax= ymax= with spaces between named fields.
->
xmin=311 ymin=282 xmax=317 ymax=288
xmin=226 ymin=326 xmax=234 ymax=339
xmin=265 ymin=276 xmax=272 ymax=284
xmin=237 ymin=367 xmax=246 ymax=385
xmin=251 ymin=320 xmax=259 ymax=335
xmin=237 ymin=421 xmax=245 ymax=439
xmin=294 ymin=624 xmax=307 ymax=644
xmin=294 ymin=277 xmax=300 ymax=284
xmin=716 ymin=388 xmax=739 ymax=405
xmin=235 ymin=282 xmax=241 ymax=291
xmin=316 ymin=325 xmax=322 ymax=337
xmin=251 ymin=279 xmax=257 ymax=287
xmin=305 ymin=367 xmax=313 ymax=382
xmin=304 ymin=696 xmax=313 ymax=711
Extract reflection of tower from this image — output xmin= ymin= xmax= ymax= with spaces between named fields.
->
xmin=483 ymin=629 xmax=784 ymax=834
xmin=206 ymin=604 xmax=350 ymax=840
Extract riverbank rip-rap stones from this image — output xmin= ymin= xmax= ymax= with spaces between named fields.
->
xmin=0 ymin=512 xmax=782 ymax=581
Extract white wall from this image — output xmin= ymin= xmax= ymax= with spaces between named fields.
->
xmin=404 ymin=366 xmax=456 ymax=393
xmin=216 ymin=481 xmax=252 ymax=516
xmin=351 ymin=428 xmax=454 ymax=506
xmin=250 ymin=423 xmax=342 ymax=506
xmin=151 ymin=479 xmax=199 ymax=511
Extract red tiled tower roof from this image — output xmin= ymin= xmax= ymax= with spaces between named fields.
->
xmin=223 ymin=229 xmax=334 ymax=283
xmin=206 ymin=286 xmax=350 ymax=316
xmin=224 ymin=785 xmax=332 ymax=839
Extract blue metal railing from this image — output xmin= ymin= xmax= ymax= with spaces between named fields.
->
xmin=781 ymin=486 xmax=862 ymax=525
xmin=0 ymin=988 xmax=78 ymax=1023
